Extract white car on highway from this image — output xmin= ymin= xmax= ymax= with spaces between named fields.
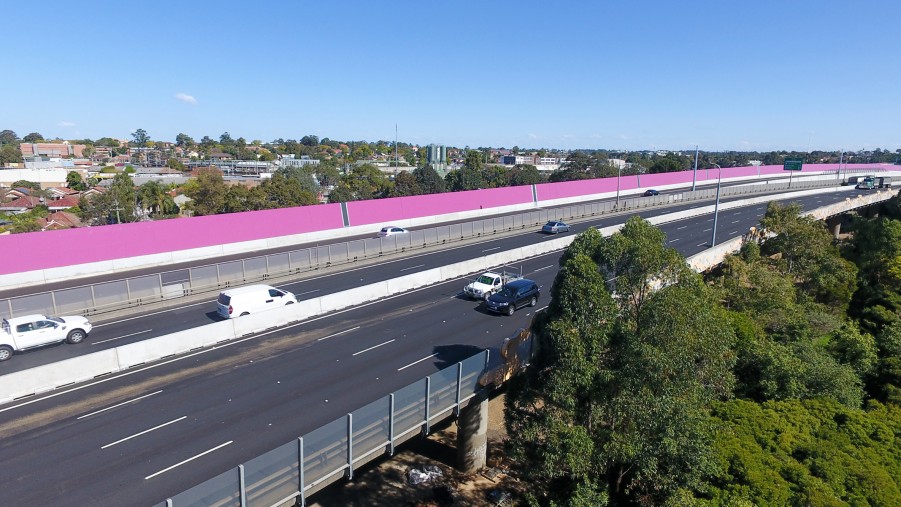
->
xmin=0 ymin=314 xmax=93 ymax=361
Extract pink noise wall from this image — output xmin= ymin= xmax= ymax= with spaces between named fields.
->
xmin=1 ymin=163 xmax=892 ymax=276
xmin=345 ymin=185 xmax=535 ymax=226
xmin=0 ymin=204 xmax=344 ymax=275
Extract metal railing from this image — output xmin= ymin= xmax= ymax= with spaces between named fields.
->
xmin=0 ymin=177 xmax=855 ymax=320
xmin=154 ymin=331 xmax=534 ymax=507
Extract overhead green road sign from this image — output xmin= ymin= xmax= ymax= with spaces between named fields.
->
xmin=784 ymin=158 xmax=804 ymax=171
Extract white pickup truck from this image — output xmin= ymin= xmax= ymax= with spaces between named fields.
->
xmin=0 ymin=314 xmax=93 ymax=361
xmin=463 ymin=271 xmax=523 ymax=300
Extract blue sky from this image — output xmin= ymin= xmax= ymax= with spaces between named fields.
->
xmin=4 ymin=1 xmax=899 ymax=152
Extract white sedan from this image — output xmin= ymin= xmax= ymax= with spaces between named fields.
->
xmin=377 ymin=226 xmax=409 ymax=238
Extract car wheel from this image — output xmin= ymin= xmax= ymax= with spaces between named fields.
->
xmin=0 ymin=345 xmax=12 ymax=361
xmin=530 ymin=296 xmax=537 ymax=307
xmin=66 ymin=329 xmax=86 ymax=344
xmin=506 ymin=305 xmax=515 ymax=316
xmin=240 ymin=312 xmax=250 ymax=316
xmin=483 ymin=293 xmax=491 ymax=301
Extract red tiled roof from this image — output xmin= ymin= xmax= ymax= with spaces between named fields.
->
xmin=47 ymin=195 xmax=81 ymax=209
xmin=0 ymin=195 xmax=43 ymax=210
xmin=37 ymin=211 xmax=82 ymax=230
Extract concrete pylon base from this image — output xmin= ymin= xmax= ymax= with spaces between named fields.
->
xmin=456 ymin=392 xmax=489 ymax=473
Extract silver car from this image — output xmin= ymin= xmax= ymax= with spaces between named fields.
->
xmin=377 ymin=226 xmax=409 ymax=238
xmin=541 ymin=221 xmax=570 ymax=234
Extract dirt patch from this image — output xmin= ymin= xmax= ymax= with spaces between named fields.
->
xmin=309 ymin=393 xmax=523 ymax=506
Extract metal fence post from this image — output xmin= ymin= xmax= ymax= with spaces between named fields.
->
xmin=90 ymin=284 xmax=97 ymax=312
xmin=50 ymin=290 xmax=58 ymax=315
xmin=454 ymin=362 xmax=462 ymax=416
xmin=424 ymin=376 xmax=431 ymax=435
xmin=298 ymin=437 xmax=305 ymax=507
xmin=238 ymin=464 xmax=246 ymax=506
xmin=157 ymin=273 xmax=164 ymax=301
xmin=347 ymin=413 xmax=354 ymax=480
xmin=388 ymin=394 xmax=395 ymax=456
xmin=166 ymin=499 xmax=173 ymax=507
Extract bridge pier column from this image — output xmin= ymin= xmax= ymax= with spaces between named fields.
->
xmin=456 ymin=391 xmax=488 ymax=473
xmin=825 ymin=216 xmax=842 ymax=239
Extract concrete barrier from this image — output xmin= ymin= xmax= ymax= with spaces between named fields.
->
xmin=320 ymin=283 xmax=390 ymax=314
xmin=1 ymin=350 xmax=120 ymax=401
xmin=116 ymin=326 xmax=222 ymax=369
xmin=385 ymin=268 xmax=444 ymax=294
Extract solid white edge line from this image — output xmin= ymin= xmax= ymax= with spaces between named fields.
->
xmin=481 ymin=247 xmax=501 ymax=252
xmin=398 ymin=353 xmax=438 ymax=371
xmin=145 ymin=441 xmax=233 ymax=480
xmin=352 ymin=339 xmax=395 ymax=356
xmin=317 ymin=326 xmax=361 ymax=341
xmin=92 ymin=329 xmax=152 ymax=345
xmin=531 ymin=265 xmax=554 ymax=272
xmin=102 ymin=416 xmax=187 ymax=449
xmin=77 ymin=390 xmax=163 ymax=419
xmin=399 ymin=264 xmax=426 ymax=272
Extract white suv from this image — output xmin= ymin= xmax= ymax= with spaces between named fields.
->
xmin=0 ymin=314 xmax=93 ymax=361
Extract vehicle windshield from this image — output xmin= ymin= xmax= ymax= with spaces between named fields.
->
xmin=48 ymin=317 xmax=65 ymax=323
xmin=477 ymin=275 xmax=495 ymax=284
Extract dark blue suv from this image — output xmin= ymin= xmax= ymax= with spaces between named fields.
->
xmin=485 ymin=279 xmax=540 ymax=316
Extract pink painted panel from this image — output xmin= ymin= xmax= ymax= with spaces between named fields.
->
xmin=640 ymin=172 xmax=692 ymax=187
xmin=0 ymin=204 xmax=344 ymax=275
xmin=345 ymin=186 xmax=534 ymax=226
xmin=535 ymin=178 xmax=619 ymax=201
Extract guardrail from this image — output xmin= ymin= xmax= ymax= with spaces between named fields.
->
xmin=0 ymin=178 xmax=845 ymax=320
xmin=153 ymin=350 xmax=489 ymax=507
xmin=154 ymin=332 xmax=535 ymax=507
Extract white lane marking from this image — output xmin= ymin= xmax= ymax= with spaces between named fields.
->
xmin=697 ymin=242 xmax=708 ymax=247
xmin=481 ymin=247 xmax=501 ymax=252
xmin=102 ymin=416 xmax=187 ymax=449
xmin=730 ymin=231 xmax=738 ymax=235
xmin=668 ymin=238 xmax=680 ymax=243
xmin=400 ymin=264 xmax=426 ymax=272
xmin=298 ymin=289 xmax=320 ymax=296
xmin=353 ymin=339 xmax=395 ymax=356
xmin=398 ymin=353 xmax=438 ymax=371
xmin=145 ymin=441 xmax=233 ymax=480
xmin=318 ymin=327 xmax=361 ymax=342
xmin=731 ymin=220 xmax=740 ymax=224
xmin=703 ymin=228 xmax=711 ymax=232
xmin=77 ymin=390 xmax=163 ymax=419
xmin=707 ymin=218 xmax=714 ymax=221
xmin=532 ymin=265 xmax=554 ymax=273
xmin=92 ymin=329 xmax=152 ymax=345
xmin=676 ymin=226 xmax=687 ymax=230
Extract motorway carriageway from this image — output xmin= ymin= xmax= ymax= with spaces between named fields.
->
xmin=0 ymin=187 xmax=866 ymax=376
xmin=0 ymin=188 xmax=867 ymax=505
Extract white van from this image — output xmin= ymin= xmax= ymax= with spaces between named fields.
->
xmin=216 ymin=284 xmax=297 ymax=319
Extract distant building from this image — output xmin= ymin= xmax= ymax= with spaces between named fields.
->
xmin=427 ymin=144 xmax=447 ymax=172
xmin=20 ymin=142 xmax=86 ymax=159
xmin=279 ymin=155 xmax=321 ymax=169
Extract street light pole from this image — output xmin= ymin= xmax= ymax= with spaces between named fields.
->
xmin=710 ymin=164 xmax=722 ymax=247
xmin=616 ymin=165 xmax=622 ymax=207
xmin=692 ymin=145 xmax=699 ymax=191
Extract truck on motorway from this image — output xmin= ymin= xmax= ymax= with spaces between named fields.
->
xmin=464 ymin=270 xmax=522 ymax=300
xmin=855 ymin=176 xmax=891 ymax=190
xmin=0 ymin=314 xmax=93 ymax=361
